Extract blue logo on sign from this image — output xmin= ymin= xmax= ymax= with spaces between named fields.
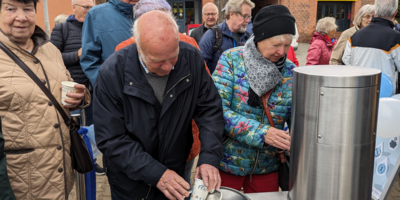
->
xmin=378 ymin=163 xmax=386 ymax=175
xmin=375 ymin=146 xmax=382 ymax=158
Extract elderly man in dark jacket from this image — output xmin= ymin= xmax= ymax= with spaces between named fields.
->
xmin=94 ymin=10 xmax=224 ymax=200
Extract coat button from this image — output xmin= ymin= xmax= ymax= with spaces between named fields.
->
xmin=58 ymin=168 xmax=63 ymax=173
xmin=48 ymin=101 xmax=53 ymax=106
xmin=170 ymin=94 xmax=173 ymax=98
xmin=57 ymin=145 xmax=62 ymax=150
xmin=33 ymin=59 xmax=39 ymax=64
xmin=130 ymin=82 xmax=133 ymax=85
xmin=54 ymin=123 xmax=59 ymax=128
xmin=186 ymin=79 xmax=189 ymax=82
xmin=41 ymin=80 xmax=46 ymax=85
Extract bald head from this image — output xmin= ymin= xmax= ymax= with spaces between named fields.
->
xmin=133 ymin=10 xmax=180 ymax=76
xmin=202 ymin=3 xmax=219 ymax=28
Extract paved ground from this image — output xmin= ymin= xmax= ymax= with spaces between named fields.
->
xmin=295 ymin=43 xmax=311 ymax=67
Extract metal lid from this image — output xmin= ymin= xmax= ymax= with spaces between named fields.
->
xmin=294 ymin=65 xmax=381 ymax=77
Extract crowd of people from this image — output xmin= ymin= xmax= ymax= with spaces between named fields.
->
xmin=0 ymin=0 xmax=399 ymax=200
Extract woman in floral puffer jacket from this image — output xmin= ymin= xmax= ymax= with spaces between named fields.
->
xmin=212 ymin=5 xmax=295 ymax=193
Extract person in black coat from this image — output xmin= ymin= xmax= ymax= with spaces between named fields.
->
xmin=190 ymin=2 xmax=219 ymax=44
xmin=50 ymin=0 xmax=94 ymax=125
xmin=94 ymin=11 xmax=224 ymax=200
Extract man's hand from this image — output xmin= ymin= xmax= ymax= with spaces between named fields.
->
xmin=78 ymin=48 xmax=82 ymax=59
xmin=60 ymin=84 xmax=86 ymax=108
xmin=264 ymin=127 xmax=291 ymax=150
xmin=195 ymin=164 xmax=221 ymax=192
xmin=156 ymin=169 xmax=190 ymax=200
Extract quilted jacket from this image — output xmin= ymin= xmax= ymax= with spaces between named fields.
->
xmin=0 ymin=26 xmax=89 ymax=199
xmin=212 ymin=47 xmax=294 ymax=177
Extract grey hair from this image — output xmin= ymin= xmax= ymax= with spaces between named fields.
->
xmin=224 ymin=0 xmax=255 ymax=19
xmin=133 ymin=11 xmax=179 ymax=60
xmin=353 ymin=4 xmax=375 ymax=28
xmin=316 ymin=17 xmax=338 ymax=35
xmin=133 ymin=0 xmax=172 ymax=18
xmin=54 ymin=14 xmax=68 ymax=25
xmin=202 ymin=2 xmax=218 ymax=14
xmin=375 ymin=0 xmax=398 ymax=19
xmin=271 ymin=34 xmax=294 ymax=43
xmin=71 ymin=0 xmax=77 ymax=5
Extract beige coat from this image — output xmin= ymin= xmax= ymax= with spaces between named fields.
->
xmin=329 ymin=26 xmax=359 ymax=65
xmin=0 ymin=27 xmax=89 ymax=199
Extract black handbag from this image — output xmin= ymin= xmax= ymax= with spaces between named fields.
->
xmin=0 ymin=42 xmax=93 ymax=174
xmin=262 ymin=90 xmax=290 ymax=191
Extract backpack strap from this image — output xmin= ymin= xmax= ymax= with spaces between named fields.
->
xmin=61 ymin=22 xmax=69 ymax=52
xmin=211 ymin=25 xmax=223 ymax=54
xmin=245 ymin=31 xmax=251 ymax=37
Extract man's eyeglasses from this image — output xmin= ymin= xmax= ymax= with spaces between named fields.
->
xmin=75 ymin=4 xmax=93 ymax=10
xmin=237 ymin=13 xmax=252 ymax=21
xmin=203 ymin=13 xmax=217 ymax=17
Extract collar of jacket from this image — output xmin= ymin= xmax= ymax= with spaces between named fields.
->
xmin=310 ymin=31 xmax=333 ymax=47
xmin=371 ymin=17 xmax=395 ymax=29
xmin=109 ymin=0 xmax=133 ymax=16
xmin=220 ymin=20 xmax=248 ymax=40
xmin=122 ymin=42 xmax=192 ymax=116
xmin=202 ymin=23 xmax=209 ymax=32
xmin=0 ymin=25 xmax=49 ymax=55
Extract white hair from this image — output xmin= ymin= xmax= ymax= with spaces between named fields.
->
xmin=271 ymin=34 xmax=294 ymax=43
xmin=375 ymin=0 xmax=398 ymax=19
xmin=224 ymin=0 xmax=255 ymax=19
xmin=54 ymin=14 xmax=69 ymax=25
xmin=353 ymin=4 xmax=375 ymax=28
xmin=316 ymin=17 xmax=338 ymax=35
xmin=202 ymin=2 xmax=218 ymax=14
xmin=133 ymin=11 xmax=179 ymax=61
xmin=71 ymin=0 xmax=77 ymax=5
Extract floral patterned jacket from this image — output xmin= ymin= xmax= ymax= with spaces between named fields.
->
xmin=212 ymin=47 xmax=295 ymax=177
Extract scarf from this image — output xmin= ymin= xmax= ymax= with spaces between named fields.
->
xmin=243 ymin=35 xmax=286 ymax=97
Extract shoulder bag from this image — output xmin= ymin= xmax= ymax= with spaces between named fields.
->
xmin=0 ymin=42 xmax=93 ymax=174
xmin=262 ymin=90 xmax=290 ymax=191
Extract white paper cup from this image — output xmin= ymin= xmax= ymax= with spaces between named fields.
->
xmin=190 ymin=178 xmax=209 ymax=200
xmin=61 ymin=81 xmax=79 ymax=105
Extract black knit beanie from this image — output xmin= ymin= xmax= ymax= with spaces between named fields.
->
xmin=252 ymin=5 xmax=296 ymax=44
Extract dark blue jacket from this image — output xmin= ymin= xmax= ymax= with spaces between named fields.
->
xmin=51 ymin=15 xmax=91 ymax=89
xmin=80 ymin=0 xmax=134 ymax=85
xmin=94 ymin=42 xmax=224 ymax=199
xmin=199 ymin=21 xmax=251 ymax=73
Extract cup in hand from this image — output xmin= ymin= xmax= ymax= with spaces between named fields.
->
xmin=61 ymin=81 xmax=79 ymax=105
xmin=190 ymin=178 xmax=209 ymax=200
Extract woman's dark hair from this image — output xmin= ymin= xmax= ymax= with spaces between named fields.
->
xmin=0 ymin=0 xmax=39 ymax=10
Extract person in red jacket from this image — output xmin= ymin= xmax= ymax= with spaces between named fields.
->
xmin=306 ymin=17 xmax=337 ymax=65
xmin=287 ymin=46 xmax=299 ymax=67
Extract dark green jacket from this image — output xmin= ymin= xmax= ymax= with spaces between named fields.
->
xmin=0 ymin=119 xmax=16 ymax=200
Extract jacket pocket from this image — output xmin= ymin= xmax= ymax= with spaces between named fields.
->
xmin=4 ymin=148 xmax=34 ymax=154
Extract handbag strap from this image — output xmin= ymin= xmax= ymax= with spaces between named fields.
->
xmin=261 ymin=90 xmax=286 ymax=163
xmin=261 ymin=90 xmax=275 ymax=128
xmin=0 ymin=41 xmax=72 ymax=127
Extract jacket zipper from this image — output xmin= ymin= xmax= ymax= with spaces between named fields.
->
xmin=145 ymin=185 xmax=151 ymax=199
xmin=162 ymin=73 xmax=190 ymax=101
xmin=249 ymin=111 xmax=264 ymax=182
